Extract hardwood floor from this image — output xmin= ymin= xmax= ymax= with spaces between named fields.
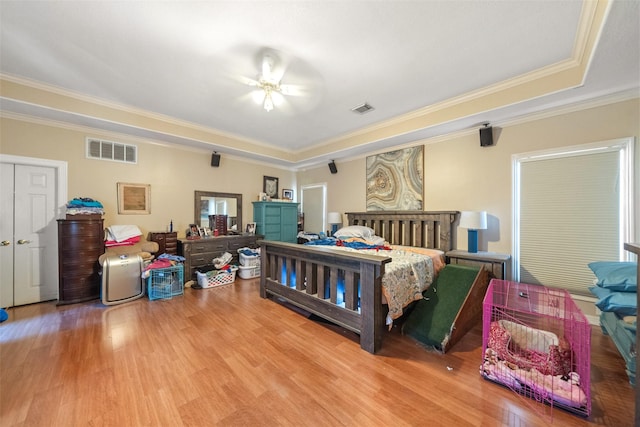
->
xmin=0 ymin=278 xmax=635 ymax=426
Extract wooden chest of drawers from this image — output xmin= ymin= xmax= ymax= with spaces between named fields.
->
xmin=252 ymin=201 xmax=299 ymax=243
xmin=57 ymin=217 xmax=105 ymax=304
xmin=178 ymin=234 xmax=261 ymax=282
xmin=148 ymin=231 xmax=178 ymax=255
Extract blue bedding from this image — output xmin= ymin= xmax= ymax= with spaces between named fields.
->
xmin=304 ymin=238 xmax=388 ymax=250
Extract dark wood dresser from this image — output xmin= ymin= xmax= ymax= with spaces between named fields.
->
xmin=178 ymin=234 xmax=261 ymax=282
xmin=57 ymin=216 xmax=105 ymax=304
xmin=148 ymin=231 xmax=178 ymax=255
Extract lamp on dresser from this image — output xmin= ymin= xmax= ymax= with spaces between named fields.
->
xmin=459 ymin=211 xmax=487 ymax=253
xmin=327 ymin=212 xmax=342 ymax=236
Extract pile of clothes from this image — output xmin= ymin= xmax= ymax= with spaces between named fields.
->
xmin=213 ymin=252 xmax=233 ymax=269
xmin=141 ymin=254 xmax=186 ymax=279
xmin=105 ymin=224 xmax=143 ymax=247
xmin=66 ymin=197 xmax=104 ymax=216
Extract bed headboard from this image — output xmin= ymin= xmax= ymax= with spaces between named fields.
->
xmin=346 ymin=211 xmax=459 ymax=252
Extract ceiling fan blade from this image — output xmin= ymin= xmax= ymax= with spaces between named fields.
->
xmin=279 ymin=84 xmax=307 ymax=97
xmin=271 ymin=91 xmax=285 ymax=107
xmin=262 ymin=54 xmax=274 ymax=80
xmin=237 ymin=76 xmax=260 ymax=87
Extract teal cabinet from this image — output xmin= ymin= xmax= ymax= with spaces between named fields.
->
xmin=253 ymin=201 xmax=299 ymax=243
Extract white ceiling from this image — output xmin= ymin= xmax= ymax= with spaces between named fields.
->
xmin=1 ymin=0 xmax=638 ymax=169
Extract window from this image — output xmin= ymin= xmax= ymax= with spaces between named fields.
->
xmin=513 ymin=138 xmax=634 ymax=296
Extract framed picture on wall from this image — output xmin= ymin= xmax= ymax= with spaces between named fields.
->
xmin=263 ymin=176 xmax=279 ymax=199
xmin=117 ymin=182 xmax=150 ymax=214
xmin=282 ymin=189 xmax=293 ymax=200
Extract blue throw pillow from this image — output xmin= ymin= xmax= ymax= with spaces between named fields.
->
xmin=589 ymin=286 xmax=637 ymax=316
xmin=588 ymin=261 xmax=637 ymax=292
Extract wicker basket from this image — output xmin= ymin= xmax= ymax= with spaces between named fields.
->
xmin=196 ymin=266 xmax=238 ymax=288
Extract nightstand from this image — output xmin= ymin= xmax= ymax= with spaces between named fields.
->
xmin=446 ymin=250 xmax=511 ymax=280
xmin=148 ymin=231 xmax=178 ymax=255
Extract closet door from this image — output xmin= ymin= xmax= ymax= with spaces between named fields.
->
xmin=0 ymin=163 xmax=58 ymax=306
xmin=0 ymin=164 xmax=14 ymax=307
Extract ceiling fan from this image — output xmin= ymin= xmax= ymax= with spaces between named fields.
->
xmin=241 ymin=50 xmax=304 ymax=112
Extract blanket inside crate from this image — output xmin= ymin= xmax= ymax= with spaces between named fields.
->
xmin=481 ymin=319 xmax=587 ymax=409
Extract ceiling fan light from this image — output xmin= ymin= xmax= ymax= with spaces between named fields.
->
xmin=263 ymin=92 xmax=274 ymax=112
xmin=271 ymin=91 xmax=284 ymax=106
xmin=252 ymin=90 xmax=265 ymax=105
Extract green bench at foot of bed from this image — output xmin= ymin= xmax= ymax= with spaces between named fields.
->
xmin=403 ymin=264 xmax=489 ymax=353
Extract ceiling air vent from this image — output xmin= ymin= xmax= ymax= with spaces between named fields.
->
xmin=86 ymin=137 xmax=137 ymax=164
xmin=351 ymin=102 xmax=375 ymax=114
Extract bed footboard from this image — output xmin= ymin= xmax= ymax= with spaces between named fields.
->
xmin=259 ymin=241 xmax=391 ymax=353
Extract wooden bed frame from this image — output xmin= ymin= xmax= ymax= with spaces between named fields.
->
xmin=259 ymin=210 xmax=459 ymax=353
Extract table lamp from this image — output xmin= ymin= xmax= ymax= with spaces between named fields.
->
xmin=459 ymin=211 xmax=487 ymax=253
xmin=327 ymin=212 xmax=342 ymax=236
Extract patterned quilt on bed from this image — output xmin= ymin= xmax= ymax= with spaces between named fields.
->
xmin=375 ymin=249 xmax=436 ymax=320
xmin=330 ymin=246 xmax=437 ymax=321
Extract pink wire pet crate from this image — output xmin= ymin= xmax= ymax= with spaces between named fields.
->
xmin=481 ymin=279 xmax=591 ymax=419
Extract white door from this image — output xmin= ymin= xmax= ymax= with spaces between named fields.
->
xmin=0 ymin=164 xmax=15 ymax=307
xmin=300 ymin=184 xmax=326 ymax=234
xmin=0 ymin=163 xmax=59 ymax=306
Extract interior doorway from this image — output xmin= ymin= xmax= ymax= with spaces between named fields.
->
xmin=300 ymin=183 xmax=326 ymax=235
xmin=0 ymin=154 xmax=68 ymax=307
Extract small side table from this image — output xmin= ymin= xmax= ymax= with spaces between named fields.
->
xmin=446 ymin=250 xmax=511 ymax=280
xmin=148 ymin=231 xmax=178 ymax=255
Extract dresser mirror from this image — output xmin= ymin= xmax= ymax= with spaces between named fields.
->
xmin=194 ymin=191 xmax=243 ymax=234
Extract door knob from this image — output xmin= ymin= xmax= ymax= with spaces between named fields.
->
xmin=17 ymin=239 xmax=31 ymax=245
xmin=1 ymin=240 xmax=10 ymax=246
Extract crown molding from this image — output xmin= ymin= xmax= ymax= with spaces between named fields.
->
xmin=296 ymin=0 xmax=610 ymax=160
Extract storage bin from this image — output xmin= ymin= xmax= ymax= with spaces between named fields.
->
xmin=146 ymin=264 xmax=184 ymax=301
xmin=238 ymin=264 xmax=261 ymax=279
xmin=197 ymin=266 xmax=238 ymax=288
xmin=238 ymin=248 xmax=260 ymax=266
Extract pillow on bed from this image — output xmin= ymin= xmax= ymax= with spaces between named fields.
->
xmin=589 ymin=286 xmax=638 ymax=316
xmin=588 ymin=261 xmax=637 ymax=291
xmin=333 ymin=225 xmax=375 ymax=239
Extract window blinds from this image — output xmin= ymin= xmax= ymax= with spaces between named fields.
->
xmin=519 ymin=150 xmax=621 ymax=296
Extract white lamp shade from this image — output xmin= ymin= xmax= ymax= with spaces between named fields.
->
xmin=459 ymin=211 xmax=487 ymax=230
xmin=327 ymin=212 xmax=342 ymax=224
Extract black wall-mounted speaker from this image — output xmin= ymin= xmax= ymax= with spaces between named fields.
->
xmin=479 ymin=126 xmax=494 ymax=147
xmin=211 ymin=153 xmax=221 ymax=167
xmin=328 ymin=160 xmax=338 ymax=174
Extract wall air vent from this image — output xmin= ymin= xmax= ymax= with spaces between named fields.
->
xmin=351 ymin=102 xmax=375 ymax=114
xmin=86 ymin=138 xmax=137 ymax=164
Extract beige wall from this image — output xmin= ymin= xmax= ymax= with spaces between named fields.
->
xmin=297 ymin=98 xmax=640 ymax=255
xmin=1 ymin=98 xmax=638 ymax=249
xmin=0 ymin=118 xmax=296 ymax=238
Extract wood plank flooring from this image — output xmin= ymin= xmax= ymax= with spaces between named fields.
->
xmin=0 ymin=278 xmax=635 ymax=426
